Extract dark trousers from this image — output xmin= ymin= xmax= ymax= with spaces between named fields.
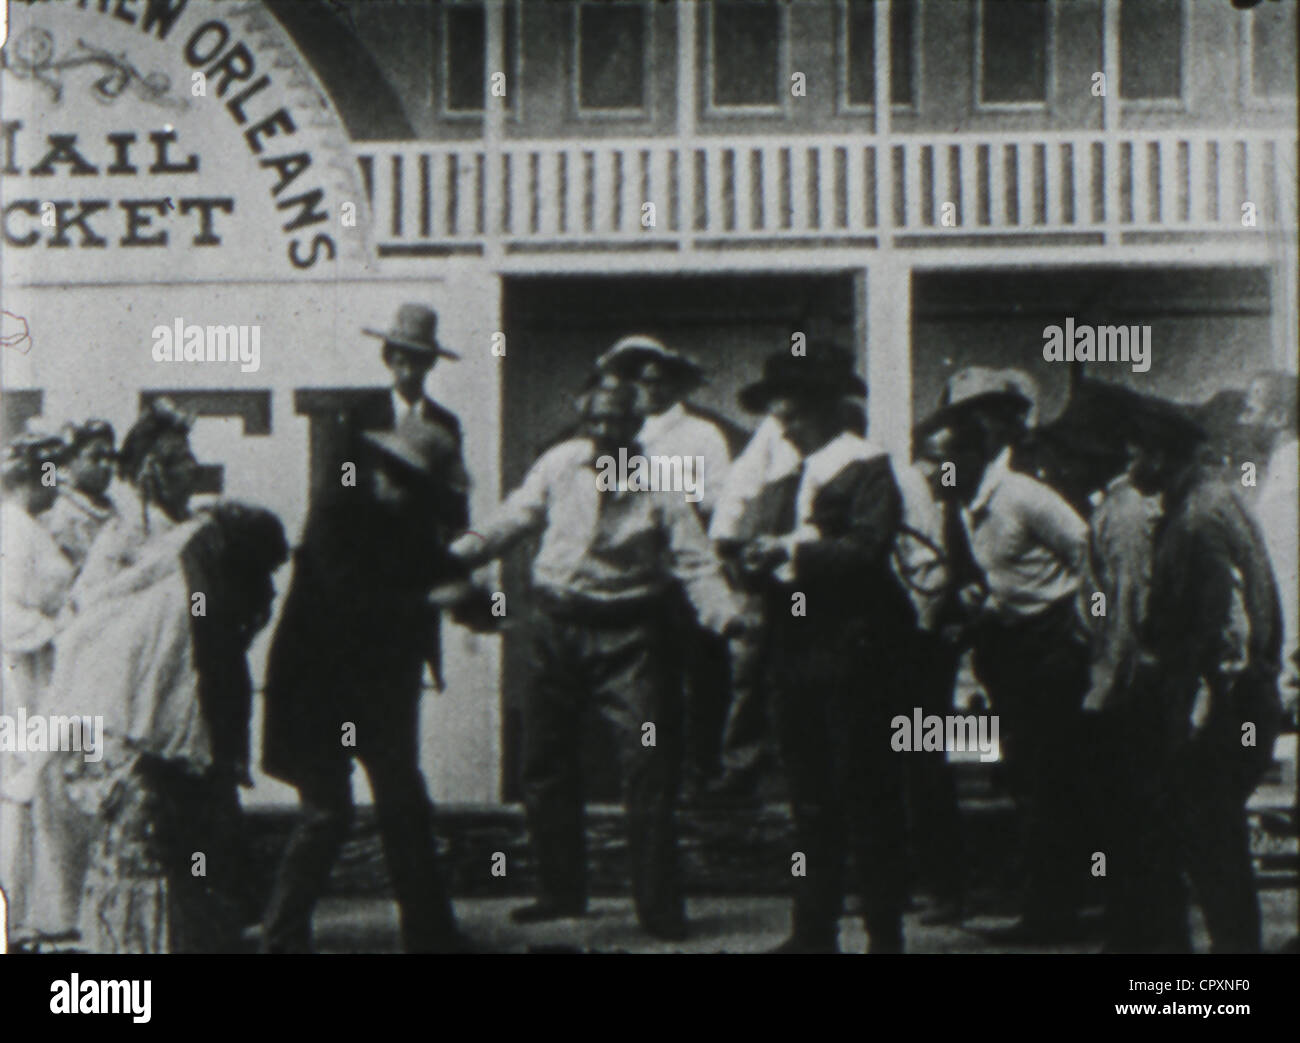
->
xmin=679 ymin=620 xmax=733 ymax=786
xmin=903 ymin=629 xmax=965 ymax=904
xmin=971 ymin=599 xmax=1092 ymax=925
xmin=1101 ymin=676 xmax=1273 ymax=954
xmin=261 ymin=692 xmax=457 ymax=953
xmin=525 ymin=601 xmax=684 ymax=928
xmin=770 ymin=623 xmax=908 ymax=946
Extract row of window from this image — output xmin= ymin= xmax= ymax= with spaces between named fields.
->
xmin=441 ymin=0 xmax=1296 ymax=119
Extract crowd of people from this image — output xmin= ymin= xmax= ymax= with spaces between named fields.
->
xmin=1 ymin=299 xmax=1295 ymax=953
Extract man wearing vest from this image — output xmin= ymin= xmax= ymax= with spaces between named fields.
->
xmin=732 ymin=343 xmax=912 ymax=953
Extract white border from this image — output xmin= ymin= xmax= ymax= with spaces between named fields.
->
xmin=703 ymin=0 xmax=791 ymax=117
xmin=439 ymin=0 xmax=523 ymax=120
xmin=973 ymin=0 xmax=1056 ymax=113
xmin=1118 ymin=0 xmax=1190 ymax=113
xmin=1240 ymin=4 xmax=1298 ymax=110
xmin=836 ymin=0 xmax=922 ymax=116
xmin=572 ymin=0 xmax=655 ymax=120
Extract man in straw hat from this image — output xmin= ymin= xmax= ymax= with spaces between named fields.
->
xmin=917 ymin=366 xmax=1094 ymax=945
xmin=596 ymin=335 xmax=740 ymax=800
xmin=439 ymin=383 xmax=744 ymax=941
xmin=260 ymin=407 xmax=475 ymax=954
xmin=730 ymin=341 xmax=913 ymax=953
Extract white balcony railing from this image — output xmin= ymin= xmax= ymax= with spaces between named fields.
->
xmin=357 ymin=129 xmax=1297 ymax=253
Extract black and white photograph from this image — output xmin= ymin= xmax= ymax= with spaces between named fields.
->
xmin=0 ymin=0 xmax=1296 ymax=987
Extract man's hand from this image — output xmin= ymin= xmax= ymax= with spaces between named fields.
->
xmin=427 ymin=580 xmax=475 ymax=610
xmin=956 ymin=582 xmax=987 ymax=613
xmin=740 ymin=535 xmax=789 ymax=575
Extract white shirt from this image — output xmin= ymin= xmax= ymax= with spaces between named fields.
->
xmin=392 ymin=389 xmax=420 ymax=426
xmin=637 ymin=403 xmax=732 ymax=516
xmin=451 ymin=439 xmax=739 ymax=633
xmin=709 ymin=415 xmax=802 ymax=542
xmin=962 ymin=448 xmax=1089 ymax=620
xmin=775 ymin=431 xmax=887 ymax=581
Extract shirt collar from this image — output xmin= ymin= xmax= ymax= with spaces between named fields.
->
xmin=392 ymin=389 xmax=422 ymax=421
xmin=804 ymin=430 xmax=879 ymax=473
xmin=968 ymin=447 xmax=1012 ymax=517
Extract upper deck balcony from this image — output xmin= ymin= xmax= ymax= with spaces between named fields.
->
xmin=356 ymin=126 xmax=1296 ymax=258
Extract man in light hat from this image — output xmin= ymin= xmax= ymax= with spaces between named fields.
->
xmin=260 ymin=417 xmax=475 ymax=953
xmin=730 ymin=343 xmax=913 ymax=953
xmin=361 ymin=302 xmax=464 ymax=437
xmin=917 ymin=366 xmax=1094 ymax=944
xmin=439 ymin=383 xmax=743 ymax=941
xmin=596 ymin=335 xmax=739 ymax=798
xmin=325 ymin=303 xmax=470 ymax=690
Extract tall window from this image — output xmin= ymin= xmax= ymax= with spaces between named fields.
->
xmin=976 ymin=0 xmax=1051 ymax=108
xmin=1246 ymin=1 xmax=1297 ymax=102
xmin=842 ymin=0 xmax=918 ymax=110
xmin=1119 ymin=0 xmax=1184 ymax=103
xmin=708 ymin=0 xmax=787 ymax=113
xmin=576 ymin=1 xmax=650 ymax=115
xmin=441 ymin=0 xmax=520 ymax=116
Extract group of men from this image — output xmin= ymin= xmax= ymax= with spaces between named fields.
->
xmin=5 ymin=298 xmax=1293 ymax=954
xmin=257 ymin=301 xmax=1293 ymax=955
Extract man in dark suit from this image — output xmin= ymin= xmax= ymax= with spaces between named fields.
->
xmin=259 ymin=307 xmax=474 ymax=954
xmin=1123 ymin=402 xmax=1283 ymax=953
xmin=731 ymin=344 xmax=913 ymax=953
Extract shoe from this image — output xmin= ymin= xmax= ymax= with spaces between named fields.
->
xmin=642 ymin=917 xmax=689 ymax=942
xmin=765 ymin=934 xmax=838 ymax=954
xmin=976 ymin=917 xmax=1085 ymax=945
xmin=509 ymin=900 xmax=586 ymax=924
xmin=917 ymin=898 xmax=964 ymax=926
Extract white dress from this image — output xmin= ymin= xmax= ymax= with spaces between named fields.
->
xmin=0 ymin=499 xmax=75 ymax=933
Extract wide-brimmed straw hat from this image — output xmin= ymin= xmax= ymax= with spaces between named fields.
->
xmin=596 ymin=334 xmax=703 ymax=387
xmin=916 ymin=366 xmax=1036 ymax=437
xmin=363 ymin=303 xmax=460 ymax=361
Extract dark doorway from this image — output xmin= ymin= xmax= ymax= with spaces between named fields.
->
xmin=499 ymin=272 xmax=856 ymax=800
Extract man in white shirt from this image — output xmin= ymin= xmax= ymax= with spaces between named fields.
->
xmin=596 ymin=336 xmax=738 ymax=797
xmin=444 ymin=383 xmax=742 ymax=940
xmin=918 ymin=372 xmax=1094 ymax=944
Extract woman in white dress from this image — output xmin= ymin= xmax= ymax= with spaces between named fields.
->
xmin=0 ymin=432 xmax=76 ymax=945
xmin=48 ymin=400 xmax=287 ymax=952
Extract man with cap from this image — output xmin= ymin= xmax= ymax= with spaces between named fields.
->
xmin=729 ymin=342 xmax=913 ymax=953
xmin=438 ymin=383 xmax=743 ymax=940
xmin=595 ymin=335 xmax=739 ymax=797
xmin=259 ymin=397 xmax=474 ymax=952
xmin=1123 ymin=399 xmax=1283 ymax=953
xmin=918 ymin=367 xmax=1094 ymax=944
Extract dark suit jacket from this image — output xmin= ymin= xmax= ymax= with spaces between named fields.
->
xmin=763 ymin=455 xmax=913 ymax=640
xmin=1142 ymin=465 xmax=1283 ymax=776
xmin=261 ymin=390 xmax=470 ymax=785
